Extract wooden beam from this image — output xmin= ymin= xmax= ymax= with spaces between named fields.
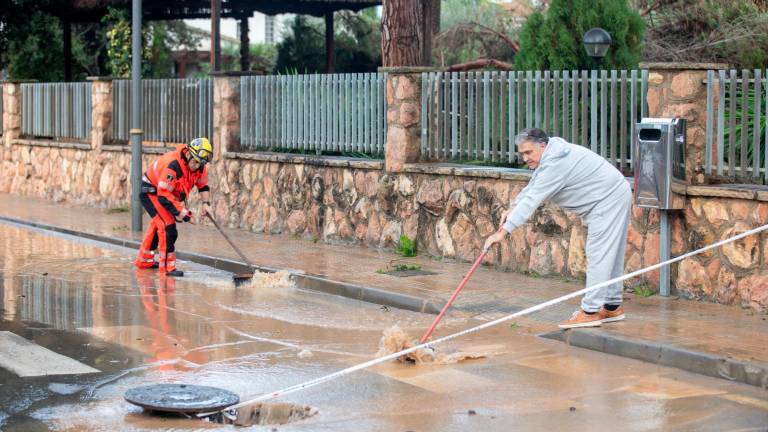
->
xmin=325 ymin=12 xmax=335 ymax=73
xmin=240 ymin=16 xmax=250 ymax=71
xmin=211 ymin=0 xmax=221 ymax=72
xmin=63 ymin=18 xmax=72 ymax=81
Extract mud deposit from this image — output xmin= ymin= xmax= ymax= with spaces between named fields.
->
xmin=197 ymin=270 xmax=293 ymax=289
xmin=376 ymin=325 xmax=488 ymax=364
xmin=212 ymin=402 xmax=318 ymax=426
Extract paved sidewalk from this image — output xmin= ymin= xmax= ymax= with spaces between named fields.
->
xmin=1 ymin=193 xmax=767 ymax=388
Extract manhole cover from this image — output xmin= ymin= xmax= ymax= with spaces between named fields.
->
xmin=125 ymin=384 xmax=240 ymax=414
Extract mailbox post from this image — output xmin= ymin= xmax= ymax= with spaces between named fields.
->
xmin=634 ymin=118 xmax=687 ymax=296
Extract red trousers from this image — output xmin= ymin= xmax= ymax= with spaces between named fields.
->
xmin=134 ymin=192 xmax=179 ymax=273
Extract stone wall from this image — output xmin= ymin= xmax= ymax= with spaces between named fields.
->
xmin=1 ymin=67 xmax=767 ymax=312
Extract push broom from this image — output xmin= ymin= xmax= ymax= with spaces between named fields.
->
xmin=418 ymin=231 xmax=499 ymax=343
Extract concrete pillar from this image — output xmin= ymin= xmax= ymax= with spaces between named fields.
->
xmin=88 ymin=77 xmax=113 ymax=151
xmin=642 ymin=62 xmax=727 ymax=185
xmin=381 ymin=67 xmax=431 ymax=172
xmin=2 ymin=81 xmax=31 ymax=148
xmin=212 ymin=73 xmax=241 ymax=156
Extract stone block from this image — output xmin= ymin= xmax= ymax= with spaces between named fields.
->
xmin=702 ymin=200 xmax=729 ymax=227
xmin=398 ymin=102 xmax=419 ymax=127
xmin=721 ymin=222 xmax=759 ymax=269
xmin=648 ymin=72 xmax=664 ymax=85
xmin=395 ymin=76 xmax=417 ymax=100
xmin=670 ymin=72 xmax=701 ymax=98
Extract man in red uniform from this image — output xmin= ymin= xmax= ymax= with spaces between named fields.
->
xmin=134 ymin=137 xmax=213 ymax=277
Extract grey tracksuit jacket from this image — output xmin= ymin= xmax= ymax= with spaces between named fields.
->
xmin=503 ymin=137 xmax=632 ymax=312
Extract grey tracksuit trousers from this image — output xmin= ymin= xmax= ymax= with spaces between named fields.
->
xmin=503 ymin=137 xmax=632 ymax=312
xmin=581 ymin=183 xmax=632 ymax=312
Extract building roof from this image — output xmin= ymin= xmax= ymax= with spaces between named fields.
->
xmin=49 ymin=0 xmax=381 ymax=22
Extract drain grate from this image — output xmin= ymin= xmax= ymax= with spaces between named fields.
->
xmin=382 ymin=269 xmax=438 ymax=278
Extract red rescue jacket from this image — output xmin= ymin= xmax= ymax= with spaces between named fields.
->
xmin=144 ymin=145 xmax=209 ymax=217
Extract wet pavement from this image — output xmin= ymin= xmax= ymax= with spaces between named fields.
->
xmin=1 ymin=222 xmax=768 ymax=431
xmin=1 ymin=193 xmax=767 ymax=370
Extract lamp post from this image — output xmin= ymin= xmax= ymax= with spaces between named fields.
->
xmin=583 ymin=27 xmax=612 ymax=69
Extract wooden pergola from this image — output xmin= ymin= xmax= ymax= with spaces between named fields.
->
xmin=45 ymin=0 xmax=381 ymax=79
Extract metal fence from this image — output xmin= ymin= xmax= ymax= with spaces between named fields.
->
xmin=240 ymin=73 xmax=387 ymax=155
xmin=421 ymin=70 xmax=648 ymax=170
xmin=706 ymin=70 xmax=768 ymax=182
xmin=113 ymin=78 xmax=213 ymax=144
xmin=19 ymin=277 xmax=93 ymax=331
xmin=21 ymin=82 xmax=92 ymax=140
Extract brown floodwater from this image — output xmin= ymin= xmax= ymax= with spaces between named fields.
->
xmin=1 ymin=222 xmax=768 ymax=431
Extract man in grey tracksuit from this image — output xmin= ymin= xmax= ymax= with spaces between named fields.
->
xmin=484 ymin=128 xmax=632 ymax=329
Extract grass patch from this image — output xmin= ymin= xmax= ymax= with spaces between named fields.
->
xmin=396 ymin=234 xmax=417 ymax=257
xmin=376 ymin=263 xmax=422 ymax=274
xmin=509 ymin=323 xmax=521 ymax=330
xmin=311 ymin=234 xmax=320 ymax=244
xmin=522 ymin=270 xmax=542 ymax=279
xmin=393 ymin=263 xmax=421 ymax=272
xmin=105 ymin=206 xmax=130 ymax=214
xmin=633 ymin=283 xmax=656 ymax=297
xmin=290 ymin=233 xmax=301 ymax=240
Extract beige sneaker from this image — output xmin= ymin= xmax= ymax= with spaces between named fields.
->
xmin=558 ymin=310 xmax=603 ymax=329
xmin=600 ymin=305 xmax=625 ymax=323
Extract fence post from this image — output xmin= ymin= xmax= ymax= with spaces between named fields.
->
xmin=2 ymin=80 xmax=33 ymax=148
xmin=87 ymin=77 xmax=113 ymax=151
xmin=380 ymin=67 xmax=431 ymax=172
xmin=212 ymin=72 xmax=242 ymax=157
xmin=642 ymin=62 xmax=727 ymax=185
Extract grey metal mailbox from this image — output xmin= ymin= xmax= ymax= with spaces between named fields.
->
xmin=633 ymin=117 xmax=687 ymax=210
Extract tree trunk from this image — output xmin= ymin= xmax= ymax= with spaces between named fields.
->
xmin=382 ymin=0 xmax=425 ymax=67
xmin=430 ymin=0 xmax=440 ymax=35
xmin=421 ymin=0 xmax=441 ymax=66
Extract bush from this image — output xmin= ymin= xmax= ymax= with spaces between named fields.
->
xmin=515 ymin=0 xmax=645 ymax=70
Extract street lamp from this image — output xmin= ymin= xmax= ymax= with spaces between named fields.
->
xmin=583 ymin=28 xmax=612 ymax=68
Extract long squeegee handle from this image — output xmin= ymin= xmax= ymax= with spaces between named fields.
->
xmin=206 ymin=213 xmax=255 ymax=269
xmin=418 ymin=245 xmax=491 ymax=344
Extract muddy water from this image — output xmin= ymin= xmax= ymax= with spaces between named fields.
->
xmin=2 ymin=222 xmax=768 ymax=431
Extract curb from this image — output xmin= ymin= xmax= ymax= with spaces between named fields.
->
xmin=0 ymin=216 xmax=442 ymax=315
xmin=541 ymin=329 xmax=768 ymax=390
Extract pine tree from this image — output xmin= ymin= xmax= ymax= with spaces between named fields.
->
xmin=515 ymin=0 xmax=644 ymax=70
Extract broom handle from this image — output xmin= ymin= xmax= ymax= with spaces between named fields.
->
xmin=206 ymin=213 xmax=255 ymax=269
xmin=418 ymin=246 xmax=491 ymax=344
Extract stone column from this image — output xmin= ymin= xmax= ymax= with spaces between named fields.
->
xmin=2 ymin=81 xmax=30 ymax=148
xmin=212 ymin=72 xmax=242 ymax=157
xmin=381 ymin=67 xmax=431 ymax=172
xmin=87 ymin=77 xmax=113 ymax=151
xmin=642 ymin=62 xmax=727 ymax=185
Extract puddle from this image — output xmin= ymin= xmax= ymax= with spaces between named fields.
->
xmin=211 ymin=402 xmax=318 ymax=426
xmin=47 ymin=383 xmax=85 ymax=395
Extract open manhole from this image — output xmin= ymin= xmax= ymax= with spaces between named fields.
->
xmin=210 ymin=402 xmax=318 ymax=426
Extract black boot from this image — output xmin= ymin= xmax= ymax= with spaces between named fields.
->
xmin=166 ymin=270 xmax=184 ymax=277
xmin=150 ymin=262 xmax=159 ymax=269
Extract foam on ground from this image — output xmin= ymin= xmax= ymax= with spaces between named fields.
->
xmin=376 ymin=325 xmax=490 ymax=365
